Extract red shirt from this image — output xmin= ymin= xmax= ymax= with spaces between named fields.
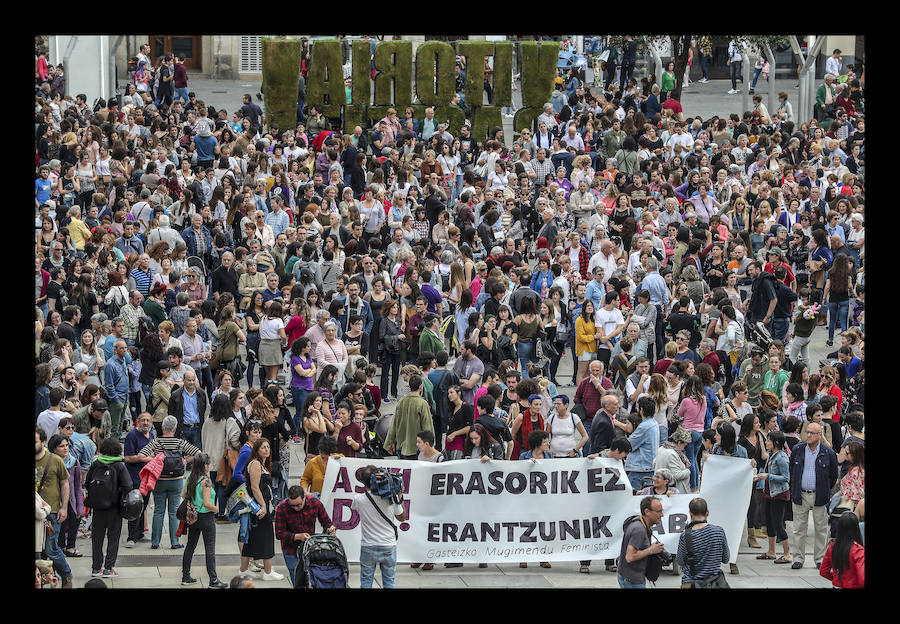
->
xmin=821 ymin=383 xmax=844 ymax=421
xmin=574 ymin=375 xmax=613 ymax=421
xmin=662 ymin=98 xmax=683 ymax=115
xmin=764 ymin=261 xmax=795 ymax=287
xmin=702 ymin=352 xmax=721 ymax=373
xmin=654 ymin=358 xmax=674 ymax=375
xmin=285 ymin=315 xmax=308 ymax=346
xmin=273 ymin=496 xmax=333 ymax=557
xmin=820 ymin=541 xmax=864 ymax=588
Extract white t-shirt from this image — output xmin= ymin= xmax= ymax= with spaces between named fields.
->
xmin=351 ymin=492 xmax=404 ymax=547
xmin=37 ymin=409 xmax=66 ymax=440
xmin=259 ymin=316 xmax=285 ymax=340
xmin=548 ymin=413 xmax=581 ymax=456
xmin=594 ymin=307 xmax=624 ymax=351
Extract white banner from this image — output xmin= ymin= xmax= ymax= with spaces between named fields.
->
xmin=319 ymin=455 xmax=752 ymax=564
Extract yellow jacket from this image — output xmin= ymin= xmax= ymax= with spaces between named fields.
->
xmin=575 ymin=316 xmax=597 ymax=357
xmin=300 ymin=453 xmax=343 ymax=494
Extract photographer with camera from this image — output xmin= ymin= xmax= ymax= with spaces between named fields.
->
xmin=676 ymin=497 xmax=730 ymax=588
xmin=351 ymin=465 xmax=407 ymax=589
xmin=618 ymin=495 xmax=668 ymax=588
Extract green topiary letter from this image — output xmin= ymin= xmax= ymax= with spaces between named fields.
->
xmin=473 ymin=106 xmax=503 ymax=143
xmin=374 ymin=41 xmax=412 ymax=107
xmin=435 ymin=105 xmax=466 ymax=138
xmin=415 ymin=41 xmax=455 ymax=107
xmin=261 ymin=38 xmax=303 ymax=135
xmin=306 ymin=39 xmax=346 ymax=109
xmin=351 ymin=40 xmax=371 ymax=108
xmin=512 ymin=108 xmax=542 ymax=139
xmin=519 ymin=41 xmax=560 ymax=109
xmin=457 ymin=41 xmax=495 ymax=107
xmin=492 ymin=41 xmax=513 ymax=107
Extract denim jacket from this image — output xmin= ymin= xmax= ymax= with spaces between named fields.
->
xmin=763 ymin=450 xmax=790 ymax=497
xmin=625 ymin=418 xmax=660 ymax=472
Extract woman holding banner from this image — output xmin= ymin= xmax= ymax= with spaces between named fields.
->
xmin=509 ymin=389 xmax=545 ymax=462
xmin=518 ymin=429 xmax=554 ymax=569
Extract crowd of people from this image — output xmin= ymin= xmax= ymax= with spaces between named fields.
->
xmin=35 ymin=38 xmax=864 ymax=589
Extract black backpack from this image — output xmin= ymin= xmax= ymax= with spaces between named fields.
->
xmin=161 ymin=447 xmax=185 ymax=478
xmin=86 ymin=463 xmax=119 ymax=510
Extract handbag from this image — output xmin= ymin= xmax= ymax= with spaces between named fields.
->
xmin=684 ymin=522 xmax=730 ymax=588
xmin=176 ymin=489 xmax=199 ymax=526
xmin=37 ymin=457 xmax=56 ymax=536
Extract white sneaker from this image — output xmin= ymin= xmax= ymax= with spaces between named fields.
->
xmin=699 ymin=78 xmax=709 ymax=83
xmin=125 ymin=540 xmax=135 ymax=548
xmin=261 ymin=570 xmax=285 ymax=581
xmin=239 ymin=568 xmax=260 ymax=579
xmin=727 ymin=89 xmax=738 ymax=95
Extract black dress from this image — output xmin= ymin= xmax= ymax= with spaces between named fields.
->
xmin=244 ymin=466 xmax=275 ymax=559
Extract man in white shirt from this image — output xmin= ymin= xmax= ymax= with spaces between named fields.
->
xmin=665 ymin=123 xmax=693 ymax=160
xmin=588 ymin=240 xmax=618 ymax=284
xmin=825 ymin=49 xmax=842 ymax=77
xmin=595 ymin=291 xmax=627 ymax=368
xmin=38 ymin=387 xmax=69 ymax=441
xmin=351 ymin=465 xmax=407 ymax=589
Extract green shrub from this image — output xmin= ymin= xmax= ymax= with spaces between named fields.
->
xmin=435 ymin=105 xmax=466 ymax=137
xmin=261 ymin=38 xmax=303 ymax=135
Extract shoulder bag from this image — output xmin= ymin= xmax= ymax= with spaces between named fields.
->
xmin=684 ymin=522 xmax=730 ymax=589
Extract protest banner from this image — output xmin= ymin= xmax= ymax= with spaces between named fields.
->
xmin=320 ymin=455 xmax=751 ymax=564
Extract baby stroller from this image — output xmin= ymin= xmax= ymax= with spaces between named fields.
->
xmin=369 ymin=413 xmax=395 ymax=459
xmin=296 ymin=534 xmax=349 ymax=589
xmin=744 ymin=321 xmax=773 ymax=352
xmin=186 ymin=256 xmax=208 ymax=285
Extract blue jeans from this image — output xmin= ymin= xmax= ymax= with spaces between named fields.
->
xmin=45 ymin=512 xmax=72 ymax=577
xmin=359 ymin=545 xmax=397 ymax=588
xmin=628 ymin=470 xmax=653 ymax=492
xmin=698 ymin=52 xmax=709 ymax=80
xmin=174 ymin=87 xmax=189 ymax=102
xmin=685 ymin=429 xmax=703 ymax=490
xmin=618 ymin=574 xmax=646 ymax=589
xmin=659 ymin=425 xmax=668 ymax=447
xmin=751 ymin=66 xmax=763 ymax=89
xmin=291 ymin=387 xmax=309 ymax=433
xmin=283 ymin=552 xmax=300 ymax=586
xmin=182 ymin=424 xmax=202 ymax=450
xmin=151 ymin=477 xmax=183 ymax=547
xmin=518 ymin=341 xmax=536 ymax=377
xmin=827 ymin=300 xmax=849 ymax=342
xmin=771 ymin=317 xmax=790 ymax=342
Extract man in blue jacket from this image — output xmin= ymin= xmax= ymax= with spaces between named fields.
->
xmin=340 ymin=280 xmax=373 ymax=335
xmin=788 ymin=421 xmax=838 ymax=570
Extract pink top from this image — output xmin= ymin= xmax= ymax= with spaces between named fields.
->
xmin=678 ymin=396 xmax=707 ymax=432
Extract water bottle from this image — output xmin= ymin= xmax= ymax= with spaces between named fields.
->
xmin=246 ymin=498 xmax=262 ymax=515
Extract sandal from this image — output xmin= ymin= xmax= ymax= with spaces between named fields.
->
xmin=755 ymin=553 xmax=776 ymax=560
xmin=65 ymin=549 xmax=83 ymax=557
xmin=773 ymin=556 xmax=792 ymax=564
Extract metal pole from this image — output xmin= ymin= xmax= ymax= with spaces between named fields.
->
xmin=790 ymin=35 xmax=806 ymax=120
xmin=741 ymin=51 xmax=750 ymax=113
xmin=763 ymin=42 xmax=777 ymax=121
xmin=807 ymin=35 xmax=817 ymax=122
xmin=62 ymin=35 xmax=79 ymax=71
xmin=650 ymin=45 xmax=662 ymax=88
xmin=110 ymin=35 xmax=124 ymax=102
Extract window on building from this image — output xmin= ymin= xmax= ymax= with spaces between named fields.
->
xmin=239 ymin=36 xmax=265 ymax=73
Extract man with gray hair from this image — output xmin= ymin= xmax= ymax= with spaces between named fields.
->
xmin=167 ymin=367 xmax=207 ymax=447
xmin=815 ymin=73 xmax=837 ymax=122
xmin=640 ymin=256 xmax=668 ymax=359
xmin=147 ymin=213 xmax=184 ymax=250
xmin=304 ymin=309 xmax=333 ymax=363
xmin=138 ymin=414 xmax=201 ymax=550
xmin=210 ymin=250 xmax=239 ymax=302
